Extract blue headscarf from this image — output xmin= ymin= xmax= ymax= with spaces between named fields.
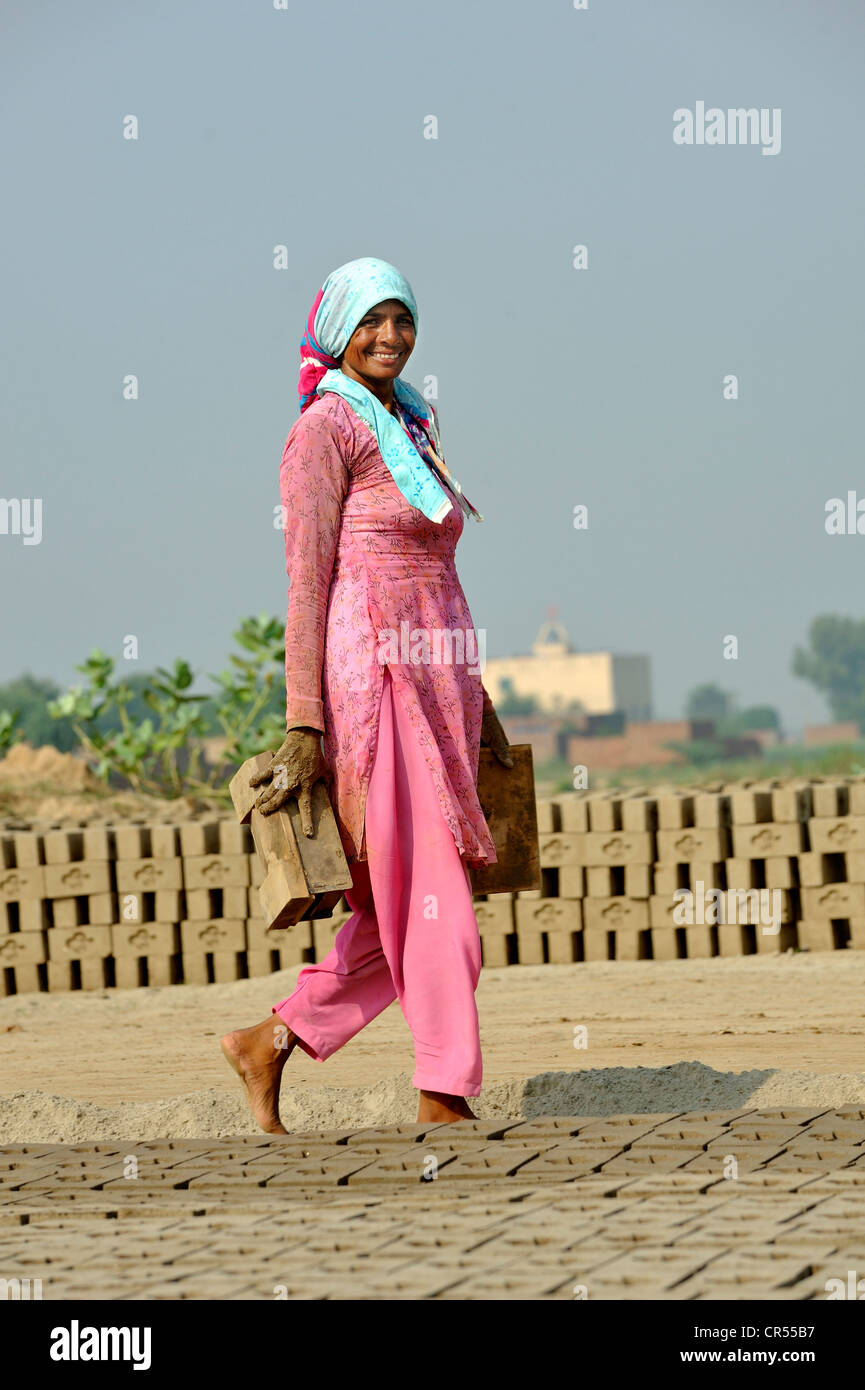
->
xmin=297 ymin=257 xmax=481 ymax=524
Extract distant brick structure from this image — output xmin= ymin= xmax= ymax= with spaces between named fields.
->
xmin=804 ymin=722 xmax=860 ymax=747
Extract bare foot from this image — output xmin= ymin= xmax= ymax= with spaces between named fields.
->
xmin=220 ymin=1015 xmax=296 ymax=1134
xmin=417 ymin=1089 xmax=477 ymax=1124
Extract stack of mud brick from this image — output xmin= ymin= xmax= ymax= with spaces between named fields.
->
xmin=492 ymin=776 xmax=865 ymax=963
xmin=0 ymin=821 xmax=352 ymax=998
xmin=4 ymin=775 xmax=865 ymax=995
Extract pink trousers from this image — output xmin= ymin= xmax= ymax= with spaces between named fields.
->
xmin=273 ymin=668 xmax=483 ymax=1096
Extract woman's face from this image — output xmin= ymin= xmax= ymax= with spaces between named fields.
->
xmin=340 ymin=298 xmax=416 ymax=387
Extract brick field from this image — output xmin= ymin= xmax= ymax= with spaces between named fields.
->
xmin=3 ymin=1108 xmax=865 ymax=1299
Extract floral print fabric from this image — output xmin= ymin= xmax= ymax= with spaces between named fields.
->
xmin=280 ymin=392 xmax=497 ymax=868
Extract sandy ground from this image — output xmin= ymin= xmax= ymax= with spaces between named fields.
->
xmin=2 ymin=951 xmax=865 ymax=1141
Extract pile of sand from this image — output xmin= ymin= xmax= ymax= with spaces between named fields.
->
xmin=0 ymin=742 xmax=100 ymax=792
xmin=3 ymin=1062 xmax=865 ymax=1143
xmin=0 ymin=741 xmax=228 ymax=828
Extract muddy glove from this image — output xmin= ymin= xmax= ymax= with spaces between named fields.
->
xmin=249 ymin=729 xmax=333 ymax=836
xmin=480 ymin=703 xmax=513 ymax=769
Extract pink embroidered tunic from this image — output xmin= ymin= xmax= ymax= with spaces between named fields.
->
xmin=280 ymin=392 xmax=497 ymax=869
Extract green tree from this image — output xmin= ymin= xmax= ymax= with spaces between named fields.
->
xmin=496 ymin=677 xmax=540 ymax=717
xmin=684 ymin=683 xmax=733 ymax=721
xmin=792 ymin=615 xmax=865 ymax=732
xmin=48 ymin=615 xmax=287 ymax=797
xmin=0 ymin=675 xmax=77 ymax=750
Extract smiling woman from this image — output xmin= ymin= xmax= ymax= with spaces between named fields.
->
xmin=221 ymin=256 xmax=514 ymax=1134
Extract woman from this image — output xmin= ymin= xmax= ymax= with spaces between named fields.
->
xmin=222 ymin=256 xmax=512 ymax=1134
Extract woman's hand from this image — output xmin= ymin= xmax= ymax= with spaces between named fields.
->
xmin=480 ymin=705 xmax=513 ymax=769
xmin=249 ymin=729 xmax=333 ymax=836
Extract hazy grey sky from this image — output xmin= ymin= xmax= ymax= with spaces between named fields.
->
xmin=2 ymin=0 xmax=863 ymax=733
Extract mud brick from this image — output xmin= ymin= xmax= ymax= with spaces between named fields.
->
xmin=113 ymin=954 xmax=176 ymax=988
xmin=0 ymin=865 xmax=45 ymax=901
xmin=653 ymin=862 xmax=685 ymax=895
xmin=558 ymin=796 xmax=589 ymax=833
xmin=178 ymin=822 xmax=220 ymax=856
xmin=558 ymin=866 xmax=584 ymax=898
xmin=583 ymin=897 xmax=648 ymax=931
xmin=180 ymin=919 xmax=245 ymax=953
xmin=246 ymin=884 xmax=264 ymax=916
xmin=808 ymin=815 xmax=865 ymax=855
xmin=248 ymin=808 xmax=312 ymax=927
xmin=845 ymin=852 xmax=865 ymax=882
xmin=797 ymin=850 xmax=842 ymax=886
xmin=684 ymin=923 xmax=715 ymax=956
xmin=513 ymin=927 xmax=544 ymax=963
xmin=48 ymin=925 xmax=112 ymax=960
xmin=657 ymin=828 xmax=727 ymax=862
xmin=220 ymin=886 xmax=248 ymax=918
xmin=732 ymin=823 xmax=804 ymax=859
xmin=183 ymin=854 xmax=249 ymax=890
xmin=621 ymin=796 xmax=657 ymax=833
xmin=3 ymin=962 xmax=41 ymax=994
xmin=87 ymin=893 xmax=119 ymax=924
xmin=848 ymin=918 xmax=865 ymax=950
xmin=181 ymin=950 xmax=242 ymax=984
xmin=585 ymin=795 xmax=619 ymax=832
xmin=113 ymin=826 xmax=151 ymax=859
xmin=538 ymin=832 xmax=582 ymax=868
xmin=43 ymin=829 xmax=85 ymax=863
xmin=17 ymin=899 xmax=49 ymax=931
xmin=624 ymin=863 xmax=651 ymax=898
xmin=472 ymin=900 xmax=514 ymax=935
xmin=650 ymin=927 xmax=682 ymax=960
xmin=694 ymin=792 xmax=731 ymax=829
xmin=797 ymin=920 xmax=842 ymax=952
xmin=43 ymin=862 xmax=111 ymax=897
xmin=535 ymin=800 xmax=556 ymax=834
xmin=150 ymin=825 xmax=180 ymax=858
xmin=52 ymin=898 xmax=87 ymax=928
xmin=246 ymin=941 xmax=305 ymax=975
xmin=10 ymin=831 xmax=43 ymax=867
xmin=765 ymin=856 xmax=797 ymax=889
xmin=46 ymin=959 xmax=106 ymax=990
xmin=115 ymin=857 xmax=182 ymax=892
xmin=657 ymin=793 xmax=695 ymax=830
xmin=265 ymin=1155 xmax=380 ymax=1187
xmin=772 ymin=784 xmax=813 ymax=823
xmin=515 ymin=898 xmax=581 ymax=933
xmin=0 ymin=930 xmax=46 ymax=966
xmin=546 ymin=928 xmax=577 ymax=962
xmin=480 ymin=936 xmax=509 ymax=966
xmin=812 ymin=782 xmax=849 ymax=817
xmin=755 ymin=922 xmax=797 ymax=953
xmin=585 ymin=866 xmax=615 ymax=896
xmin=111 ymin=922 xmax=177 ymax=955
xmin=150 ymin=890 xmax=181 ymax=921
xmin=611 ymin=926 xmax=652 ymax=960
xmin=730 ymin=788 xmax=774 ymax=824
xmin=716 ymin=922 xmax=755 ymax=956
xmin=803 ymin=882 xmax=865 ymax=918
xmin=688 ymin=861 xmax=724 ymax=888
xmin=215 ymin=822 xmax=250 ymax=855
xmin=582 ymin=927 xmax=611 ymax=961
xmin=580 ymin=831 xmax=653 ymax=867
xmin=184 ymin=888 xmax=220 ymax=920
xmin=648 ymin=895 xmax=682 ymax=929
